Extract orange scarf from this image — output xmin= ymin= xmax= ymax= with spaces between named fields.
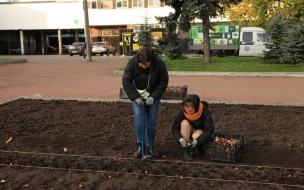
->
xmin=184 ymin=102 xmax=203 ymax=121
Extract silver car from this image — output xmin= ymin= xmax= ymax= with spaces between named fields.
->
xmin=92 ymin=41 xmax=116 ymax=56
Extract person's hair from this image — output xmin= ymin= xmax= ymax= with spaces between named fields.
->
xmin=137 ymin=47 xmax=154 ymax=63
xmin=183 ymin=101 xmax=194 ymax=109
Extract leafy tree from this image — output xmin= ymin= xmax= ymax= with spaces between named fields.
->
xmin=261 ymin=13 xmax=289 ymax=63
xmin=138 ymin=17 xmax=153 ymax=49
xmin=137 ymin=17 xmax=167 ymax=56
xmin=283 ymin=17 xmax=304 ymax=64
xmin=226 ymin=0 xmax=304 ymax=27
xmin=281 ymin=0 xmax=304 ymax=23
xmin=156 ymin=12 xmax=185 ymax=60
xmin=158 ymin=0 xmax=242 ymax=64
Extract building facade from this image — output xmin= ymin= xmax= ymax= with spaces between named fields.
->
xmin=0 ymin=0 xmax=229 ymax=55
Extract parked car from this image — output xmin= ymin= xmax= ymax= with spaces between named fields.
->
xmin=62 ymin=45 xmax=70 ymax=53
xmin=69 ymin=42 xmax=85 ymax=56
xmin=11 ymin=47 xmax=21 ymax=54
xmin=47 ymin=46 xmax=58 ymax=53
xmin=92 ymin=41 xmax=116 ymax=56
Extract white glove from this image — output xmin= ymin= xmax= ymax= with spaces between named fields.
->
xmin=135 ymin=98 xmax=144 ymax=106
xmin=179 ymin=138 xmax=188 ymax=147
xmin=191 ymin=140 xmax=198 ymax=148
xmin=146 ymin=97 xmax=154 ymax=105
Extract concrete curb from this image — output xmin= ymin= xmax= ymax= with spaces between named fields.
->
xmin=0 ymin=96 xmax=25 ymax=106
xmin=1 ymin=96 xmax=304 ymax=107
xmin=113 ymin=70 xmax=304 ymax=77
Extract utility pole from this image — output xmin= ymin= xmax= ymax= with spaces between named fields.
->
xmin=83 ymin=0 xmax=92 ymax=62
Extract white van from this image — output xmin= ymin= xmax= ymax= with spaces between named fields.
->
xmin=239 ymin=27 xmax=269 ymax=57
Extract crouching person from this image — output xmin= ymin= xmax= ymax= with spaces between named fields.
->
xmin=171 ymin=94 xmax=215 ymax=161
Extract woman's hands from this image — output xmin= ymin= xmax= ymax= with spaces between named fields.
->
xmin=191 ymin=140 xmax=197 ymax=148
xmin=179 ymin=138 xmax=197 ymax=148
xmin=146 ymin=97 xmax=154 ymax=105
xmin=179 ymin=138 xmax=188 ymax=147
xmin=135 ymin=97 xmax=154 ymax=106
xmin=135 ymin=98 xmax=144 ymax=106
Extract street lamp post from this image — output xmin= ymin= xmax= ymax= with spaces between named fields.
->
xmin=83 ymin=0 xmax=92 ymax=62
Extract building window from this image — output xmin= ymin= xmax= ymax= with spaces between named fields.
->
xmin=92 ymin=1 xmax=97 ymax=8
xmin=100 ymin=0 xmax=112 ymax=9
xmin=132 ymin=0 xmax=144 ymax=7
xmin=148 ymin=0 xmax=160 ymax=7
xmin=117 ymin=0 xmax=128 ymax=8
xmin=87 ymin=0 xmax=112 ymax=9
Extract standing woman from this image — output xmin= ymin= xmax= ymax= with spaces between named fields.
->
xmin=122 ymin=47 xmax=169 ymax=159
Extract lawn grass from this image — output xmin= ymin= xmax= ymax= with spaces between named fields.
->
xmin=0 ymin=58 xmax=13 ymax=62
xmin=163 ymin=57 xmax=304 ymax=72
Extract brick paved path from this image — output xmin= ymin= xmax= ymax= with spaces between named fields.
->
xmin=1 ymin=55 xmax=304 ymax=105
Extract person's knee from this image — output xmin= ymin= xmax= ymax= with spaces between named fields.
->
xmin=192 ymin=130 xmax=203 ymax=140
xmin=181 ymin=119 xmax=189 ymax=125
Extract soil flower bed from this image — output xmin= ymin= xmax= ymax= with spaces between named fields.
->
xmin=0 ymin=99 xmax=304 ymax=189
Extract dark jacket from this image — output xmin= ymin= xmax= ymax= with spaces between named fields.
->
xmin=122 ymin=54 xmax=169 ymax=101
xmin=171 ymin=94 xmax=215 ymax=145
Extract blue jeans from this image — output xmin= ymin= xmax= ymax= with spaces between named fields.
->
xmin=131 ymin=99 xmax=161 ymax=147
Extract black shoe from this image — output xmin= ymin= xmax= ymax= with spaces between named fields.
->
xmin=148 ymin=146 xmax=161 ymax=158
xmin=184 ymin=147 xmax=193 ymax=161
xmin=134 ymin=143 xmax=143 ymax=159
xmin=196 ymin=145 xmax=204 ymax=154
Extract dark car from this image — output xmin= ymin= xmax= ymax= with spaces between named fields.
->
xmin=47 ymin=46 xmax=58 ymax=53
xmin=62 ymin=45 xmax=70 ymax=53
xmin=11 ymin=47 xmax=21 ymax=54
xmin=68 ymin=42 xmax=85 ymax=56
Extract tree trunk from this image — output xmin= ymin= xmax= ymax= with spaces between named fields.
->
xmin=203 ymin=27 xmax=210 ymax=64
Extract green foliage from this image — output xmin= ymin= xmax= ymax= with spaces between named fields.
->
xmin=158 ymin=0 xmax=242 ymax=62
xmin=119 ymin=57 xmax=304 ymax=71
xmin=163 ymin=44 xmax=186 ymax=60
xmin=283 ymin=17 xmax=304 ymax=64
xmin=226 ymin=0 xmax=304 ymax=28
xmin=281 ymin=0 xmax=304 ymax=23
xmin=261 ymin=13 xmax=289 ymax=63
xmin=138 ymin=17 xmax=153 ymax=49
xmin=0 ymin=58 xmax=13 ymax=62
xmin=156 ymin=13 xmax=185 ymax=59
xmin=137 ymin=17 xmax=164 ymax=56
xmin=262 ymin=14 xmax=304 ymax=64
